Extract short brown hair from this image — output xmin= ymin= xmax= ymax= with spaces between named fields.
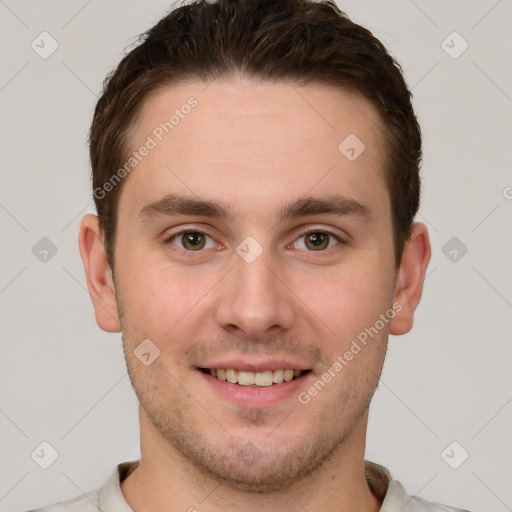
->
xmin=89 ymin=0 xmax=421 ymax=268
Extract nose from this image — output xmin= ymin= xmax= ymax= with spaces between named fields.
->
xmin=214 ymin=246 xmax=295 ymax=338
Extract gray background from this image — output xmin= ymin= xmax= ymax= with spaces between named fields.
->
xmin=0 ymin=1 xmax=511 ymax=511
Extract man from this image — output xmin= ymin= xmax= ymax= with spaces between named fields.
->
xmin=30 ymin=0 xmax=472 ymax=510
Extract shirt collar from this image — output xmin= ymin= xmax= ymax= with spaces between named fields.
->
xmin=98 ymin=459 xmax=399 ymax=511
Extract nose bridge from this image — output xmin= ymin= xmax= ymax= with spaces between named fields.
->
xmin=215 ymin=243 xmax=295 ymax=336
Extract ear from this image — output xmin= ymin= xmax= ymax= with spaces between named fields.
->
xmin=78 ymin=214 xmax=121 ymax=332
xmin=389 ymin=222 xmax=431 ymax=335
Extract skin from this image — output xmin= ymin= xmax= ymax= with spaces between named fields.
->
xmin=79 ymin=78 xmax=431 ymax=512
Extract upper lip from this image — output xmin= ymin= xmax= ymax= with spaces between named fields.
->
xmin=197 ymin=359 xmax=311 ymax=372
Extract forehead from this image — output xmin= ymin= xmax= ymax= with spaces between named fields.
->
xmin=120 ymin=78 xmax=388 ymax=220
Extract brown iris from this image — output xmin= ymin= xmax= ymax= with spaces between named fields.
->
xmin=304 ymin=232 xmax=329 ymax=250
xmin=181 ymin=232 xmax=206 ymax=250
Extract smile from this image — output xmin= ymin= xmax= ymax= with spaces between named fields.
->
xmin=198 ymin=368 xmax=310 ymax=387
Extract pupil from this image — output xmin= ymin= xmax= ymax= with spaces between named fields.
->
xmin=307 ymin=232 xmax=327 ymax=250
xmin=310 ymin=234 xmax=323 ymax=245
xmin=183 ymin=232 xmax=205 ymax=250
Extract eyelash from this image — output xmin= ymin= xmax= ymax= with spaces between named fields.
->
xmin=163 ymin=228 xmax=344 ymax=254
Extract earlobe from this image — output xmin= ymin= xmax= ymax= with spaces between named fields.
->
xmin=389 ymin=222 xmax=431 ymax=336
xmin=78 ymin=214 xmax=122 ymax=333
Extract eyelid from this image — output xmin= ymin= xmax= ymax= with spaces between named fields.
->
xmin=291 ymin=232 xmax=342 ymax=250
xmin=163 ymin=225 xmax=222 ymax=252
xmin=162 ymin=224 xmax=347 ymax=252
xmin=292 ymin=224 xmax=347 ymax=242
xmin=163 ymin=224 xmax=215 ymax=239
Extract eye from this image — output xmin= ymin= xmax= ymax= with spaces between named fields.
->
xmin=166 ymin=231 xmax=217 ymax=251
xmin=292 ymin=231 xmax=341 ymax=251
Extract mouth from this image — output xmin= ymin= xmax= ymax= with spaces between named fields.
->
xmin=198 ymin=367 xmax=311 ymax=387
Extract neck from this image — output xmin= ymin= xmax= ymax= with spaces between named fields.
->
xmin=121 ymin=407 xmax=382 ymax=512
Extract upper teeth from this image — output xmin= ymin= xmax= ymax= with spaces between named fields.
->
xmin=209 ymin=368 xmax=303 ymax=386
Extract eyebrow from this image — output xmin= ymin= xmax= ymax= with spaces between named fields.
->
xmin=137 ymin=193 xmax=371 ymax=223
xmin=138 ymin=194 xmax=235 ymax=222
xmin=278 ymin=195 xmax=371 ymax=223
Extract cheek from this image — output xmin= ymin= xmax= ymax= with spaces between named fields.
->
xmin=296 ymin=259 xmax=393 ymax=335
xmin=118 ymin=257 xmax=215 ymax=338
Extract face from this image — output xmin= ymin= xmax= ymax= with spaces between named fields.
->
xmin=106 ymin=79 xmax=401 ymax=491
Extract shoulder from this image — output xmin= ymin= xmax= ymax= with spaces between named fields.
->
xmin=23 ymin=489 xmax=99 ymax=512
xmin=402 ymin=492 xmax=474 ymax=512
xmin=384 ymin=480 xmax=475 ymax=512
xmin=24 ymin=461 xmax=138 ymax=512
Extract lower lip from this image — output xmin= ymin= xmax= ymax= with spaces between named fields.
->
xmin=197 ymin=369 xmax=311 ymax=407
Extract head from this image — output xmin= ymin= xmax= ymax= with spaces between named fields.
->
xmin=90 ymin=0 xmax=422 ymax=270
xmin=80 ymin=0 xmax=430 ymax=494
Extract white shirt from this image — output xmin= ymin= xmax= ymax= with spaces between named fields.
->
xmin=27 ymin=460 xmax=473 ymax=512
